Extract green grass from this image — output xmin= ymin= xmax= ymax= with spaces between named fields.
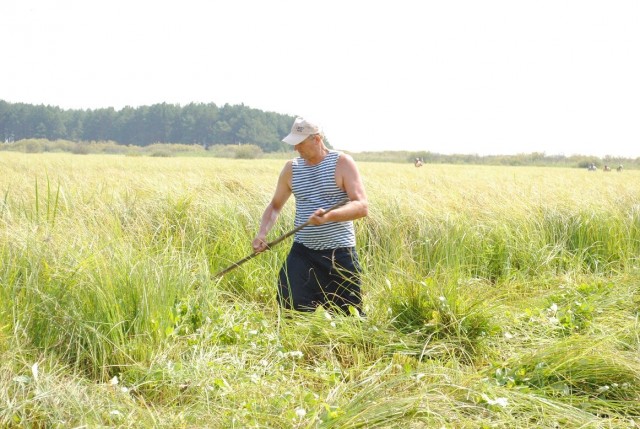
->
xmin=1 ymin=153 xmax=640 ymax=427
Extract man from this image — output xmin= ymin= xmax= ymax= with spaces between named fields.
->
xmin=252 ymin=117 xmax=368 ymax=314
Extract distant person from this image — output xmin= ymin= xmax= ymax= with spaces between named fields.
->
xmin=252 ymin=117 xmax=369 ymax=314
xmin=414 ymin=157 xmax=423 ymax=167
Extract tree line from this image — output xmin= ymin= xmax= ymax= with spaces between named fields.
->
xmin=0 ymin=100 xmax=296 ymax=152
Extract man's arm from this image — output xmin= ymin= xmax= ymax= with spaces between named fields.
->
xmin=309 ymin=153 xmax=368 ymax=225
xmin=252 ymin=161 xmax=293 ymax=253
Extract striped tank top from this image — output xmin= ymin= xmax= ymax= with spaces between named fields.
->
xmin=292 ymin=151 xmax=355 ymax=250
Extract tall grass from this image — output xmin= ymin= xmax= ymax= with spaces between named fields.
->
xmin=1 ymin=153 xmax=640 ymax=427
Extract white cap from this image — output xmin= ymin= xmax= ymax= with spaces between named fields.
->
xmin=282 ymin=117 xmax=321 ymax=145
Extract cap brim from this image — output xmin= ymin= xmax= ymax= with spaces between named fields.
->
xmin=282 ymin=133 xmax=308 ymax=145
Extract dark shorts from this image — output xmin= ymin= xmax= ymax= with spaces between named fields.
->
xmin=278 ymin=242 xmax=362 ymax=313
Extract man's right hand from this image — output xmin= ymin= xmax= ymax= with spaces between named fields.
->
xmin=252 ymin=236 xmax=268 ymax=253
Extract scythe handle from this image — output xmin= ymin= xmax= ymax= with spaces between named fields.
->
xmin=212 ymin=197 xmax=350 ymax=279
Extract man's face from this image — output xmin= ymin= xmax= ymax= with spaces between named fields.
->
xmin=294 ymin=135 xmax=315 ymax=155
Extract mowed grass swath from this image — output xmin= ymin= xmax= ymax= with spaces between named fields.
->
xmin=1 ymin=152 xmax=640 ymax=428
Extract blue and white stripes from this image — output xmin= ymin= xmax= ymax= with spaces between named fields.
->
xmin=292 ymin=151 xmax=355 ymax=250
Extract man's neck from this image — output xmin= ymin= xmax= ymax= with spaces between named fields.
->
xmin=304 ymin=148 xmax=329 ymax=166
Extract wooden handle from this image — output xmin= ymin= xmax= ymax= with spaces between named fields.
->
xmin=212 ymin=197 xmax=350 ymax=279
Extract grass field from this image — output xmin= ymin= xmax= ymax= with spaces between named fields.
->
xmin=1 ymin=152 xmax=639 ymax=428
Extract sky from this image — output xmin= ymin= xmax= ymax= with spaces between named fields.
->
xmin=1 ymin=0 xmax=639 ymax=157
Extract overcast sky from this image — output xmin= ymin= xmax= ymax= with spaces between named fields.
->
xmin=2 ymin=0 xmax=639 ymax=157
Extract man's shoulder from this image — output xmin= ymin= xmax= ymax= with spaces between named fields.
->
xmin=335 ymin=151 xmax=356 ymax=165
xmin=280 ymin=159 xmax=294 ymax=176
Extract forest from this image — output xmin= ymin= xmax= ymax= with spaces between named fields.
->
xmin=0 ymin=99 xmax=295 ymax=152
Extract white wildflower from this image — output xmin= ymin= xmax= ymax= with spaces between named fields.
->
xmin=295 ymin=408 xmax=307 ymax=418
xmin=549 ymin=303 xmax=558 ymax=312
xmin=482 ymin=394 xmax=508 ymax=407
xmin=31 ymin=362 xmax=39 ymax=382
xmin=109 ymin=376 xmax=119 ymax=386
xmin=504 ymin=332 xmax=514 ymax=339
xmin=13 ymin=375 xmax=30 ymax=384
xmin=493 ymin=397 xmax=509 ymax=407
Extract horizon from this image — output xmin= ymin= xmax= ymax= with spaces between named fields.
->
xmin=2 ymin=98 xmax=636 ymax=160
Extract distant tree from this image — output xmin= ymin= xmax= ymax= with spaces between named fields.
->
xmin=82 ymin=108 xmax=116 ymax=141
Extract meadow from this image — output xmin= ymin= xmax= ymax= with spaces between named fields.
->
xmin=1 ymin=152 xmax=639 ymax=428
